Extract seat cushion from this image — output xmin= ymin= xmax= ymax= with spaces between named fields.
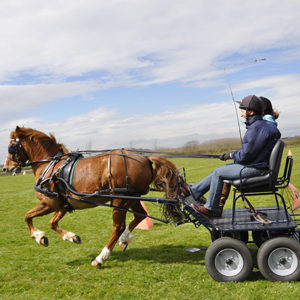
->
xmin=228 ymin=173 xmax=271 ymax=190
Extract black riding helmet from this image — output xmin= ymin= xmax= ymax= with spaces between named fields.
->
xmin=236 ymin=95 xmax=264 ymax=116
xmin=260 ymin=96 xmax=273 ymax=115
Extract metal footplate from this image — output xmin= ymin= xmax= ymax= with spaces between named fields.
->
xmin=182 ymin=204 xmax=214 ymax=232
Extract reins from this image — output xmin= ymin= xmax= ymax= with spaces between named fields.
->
xmin=8 ymin=138 xmax=220 ymax=169
xmin=73 ymin=148 xmax=221 ymax=159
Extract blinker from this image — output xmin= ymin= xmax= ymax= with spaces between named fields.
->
xmin=8 ymin=144 xmax=18 ymax=155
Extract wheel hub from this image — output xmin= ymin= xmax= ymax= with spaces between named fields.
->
xmin=268 ymin=248 xmax=298 ymax=276
xmin=215 ymin=249 xmax=243 ymax=276
xmin=226 ymin=258 xmax=234 ymax=265
xmin=279 ymin=257 xmax=287 ymax=265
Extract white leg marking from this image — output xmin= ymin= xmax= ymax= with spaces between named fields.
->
xmin=119 ymin=225 xmax=135 ymax=246
xmin=95 ymin=247 xmax=111 ymax=265
xmin=33 ymin=231 xmax=45 ymax=244
xmin=63 ymin=232 xmax=76 ymax=242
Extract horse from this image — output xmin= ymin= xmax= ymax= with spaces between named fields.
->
xmin=3 ymin=126 xmax=182 ymax=266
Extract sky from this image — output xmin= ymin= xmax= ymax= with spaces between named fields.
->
xmin=1 ymin=0 xmax=300 ymax=163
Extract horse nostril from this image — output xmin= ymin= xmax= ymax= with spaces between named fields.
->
xmin=3 ymin=168 xmax=6 ymax=172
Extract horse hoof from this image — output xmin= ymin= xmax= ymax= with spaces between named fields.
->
xmin=40 ymin=236 xmax=49 ymax=247
xmin=91 ymin=260 xmax=102 ymax=267
xmin=121 ymin=242 xmax=128 ymax=252
xmin=72 ymin=235 xmax=82 ymax=244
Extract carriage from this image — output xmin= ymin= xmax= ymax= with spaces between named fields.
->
xmin=3 ymin=126 xmax=300 ymax=282
xmin=180 ymin=139 xmax=300 ymax=282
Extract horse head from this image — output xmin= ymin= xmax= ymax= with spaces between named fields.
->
xmin=3 ymin=127 xmax=29 ymax=174
xmin=2 ymin=156 xmax=22 ymax=175
xmin=3 ymin=126 xmax=69 ymax=175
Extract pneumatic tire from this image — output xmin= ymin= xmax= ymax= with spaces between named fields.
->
xmin=205 ymin=237 xmax=253 ymax=282
xmin=257 ymin=237 xmax=300 ymax=281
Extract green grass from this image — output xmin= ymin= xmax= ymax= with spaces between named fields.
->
xmin=1 ymin=147 xmax=300 ymax=299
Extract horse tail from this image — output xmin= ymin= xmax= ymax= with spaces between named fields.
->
xmin=148 ymin=157 xmax=183 ymax=222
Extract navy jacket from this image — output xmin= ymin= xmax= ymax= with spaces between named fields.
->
xmin=232 ymin=115 xmax=281 ymax=167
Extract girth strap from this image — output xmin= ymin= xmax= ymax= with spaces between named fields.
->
xmin=120 ymin=149 xmax=129 ymax=189
xmin=108 ymin=150 xmax=113 ymax=195
xmin=108 ymin=149 xmax=130 ymax=195
xmin=52 ymin=174 xmax=74 ymax=213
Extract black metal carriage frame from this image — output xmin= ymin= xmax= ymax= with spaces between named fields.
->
xmin=181 ymin=139 xmax=299 ymax=243
xmin=179 ymin=139 xmax=300 ymax=282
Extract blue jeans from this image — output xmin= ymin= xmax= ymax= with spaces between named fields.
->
xmin=189 ymin=163 xmax=265 ymax=211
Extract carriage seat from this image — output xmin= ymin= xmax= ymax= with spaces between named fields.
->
xmin=225 ymin=139 xmax=285 ymax=192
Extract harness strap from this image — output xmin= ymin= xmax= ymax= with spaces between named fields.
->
xmin=108 ymin=150 xmax=113 ymax=195
xmin=108 ymin=149 xmax=130 ymax=193
xmin=34 ymin=151 xmax=75 ymax=213
xmin=120 ymin=149 xmax=129 ymax=189
xmin=34 ymin=177 xmax=173 ymax=224
xmin=241 ymin=195 xmax=272 ymax=224
xmin=36 ymin=151 xmax=64 ymax=185
xmin=145 ymin=156 xmax=154 ymax=180
xmin=52 ymin=174 xmax=74 ymax=213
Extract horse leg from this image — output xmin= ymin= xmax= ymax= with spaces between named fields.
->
xmin=92 ymin=201 xmax=128 ymax=267
xmin=25 ymin=201 xmax=55 ymax=247
xmin=118 ymin=216 xmax=129 ymax=251
xmin=119 ymin=201 xmax=147 ymax=251
xmin=50 ymin=210 xmax=81 ymax=244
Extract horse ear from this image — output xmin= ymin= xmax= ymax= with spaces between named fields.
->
xmin=16 ymin=126 xmax=20 ymax=132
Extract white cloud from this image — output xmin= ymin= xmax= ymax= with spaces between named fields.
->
xmin=1 ymin=1 xmax=300 ymax=83
xmin=1 ymin=0 xmax=300 ymax=163
xmin=2 ymin=71 xmax=299 ymax=162
xmin=0 ymin=100 xmax=237 ymax=161
xmin=0 ymin=82 xmax=101 ymax=117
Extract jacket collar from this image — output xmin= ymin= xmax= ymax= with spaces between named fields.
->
xmin=245 ymin=115 xmax=262 ymax=127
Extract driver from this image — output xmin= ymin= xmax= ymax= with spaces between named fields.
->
xmin=181 ymin=95 xmax=281 ymax=218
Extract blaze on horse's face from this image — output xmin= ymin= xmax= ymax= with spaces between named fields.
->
xmin=3 ymin=157 xmax=22 ymax=175
xmin=2 ymin=142 xmax=22 ymax=175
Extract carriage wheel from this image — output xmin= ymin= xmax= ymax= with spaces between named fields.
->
xmin=257 ymin=237 xmax=300 ymax=281
xmin=252 ymin=229 xmax=290 ymax=248
xmin=211 ymin=229 xmax=248 ymax=243
xmin=205 ymin=237 xmax=253 ymax=282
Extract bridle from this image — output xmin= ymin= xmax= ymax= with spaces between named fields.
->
xmin=7 ymin=138 xmax=31 ymax=167
xmin=7 ymin=138 xmax=67 ymax=168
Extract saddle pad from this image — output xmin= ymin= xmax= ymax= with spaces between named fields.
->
xmin=69 ymin=156 xmax=83 ymax=187
xmin=60 ymin=153 xmax=83 ymax=189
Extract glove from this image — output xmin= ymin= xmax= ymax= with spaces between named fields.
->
xmin=220 ymin=151 xmax=232 ymax=161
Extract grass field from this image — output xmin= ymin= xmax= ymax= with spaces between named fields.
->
xmin=1 ymin=147 xmax=300 ymax=299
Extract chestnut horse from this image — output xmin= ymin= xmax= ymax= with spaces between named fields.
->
xmin=3 ymin=126 xmax=181 ymax=266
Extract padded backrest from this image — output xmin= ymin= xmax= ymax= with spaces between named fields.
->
xmin=269 ymin=139 xmax=285 ymax=186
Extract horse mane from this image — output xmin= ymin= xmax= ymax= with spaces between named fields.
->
xmin=11 ymin=126 xmax=69 ymax=155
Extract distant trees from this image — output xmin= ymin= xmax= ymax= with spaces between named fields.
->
xmin=181 ymin=138 xmax=241 ymax=154
xmin=183 ymin=140 xmax=199 ymax=152
xmin=153 ymin=139 xmax=160 ymax=151
xmin=85 ymin=139 xmax=93 ymax=156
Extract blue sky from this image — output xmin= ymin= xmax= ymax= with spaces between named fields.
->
xmin=1 ymin=0 xmax=300 ymax=163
